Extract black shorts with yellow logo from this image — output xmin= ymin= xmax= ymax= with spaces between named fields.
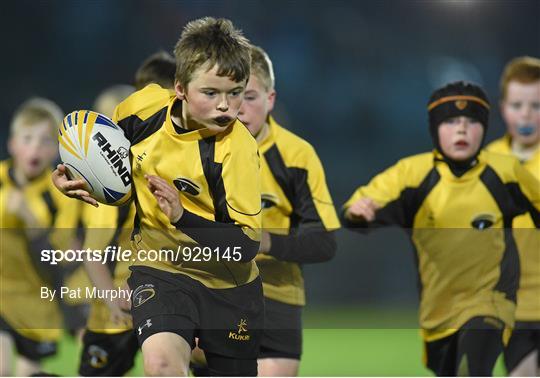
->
xmin=127 ymin=266 xmax=264 ymax=359
xmin=259 ymin=297 xmax=302 ymax=360
xmin=78 ymin=330 xmax=139 ymax=376
xmin=0 ymin=315 xmax=57 ymax=361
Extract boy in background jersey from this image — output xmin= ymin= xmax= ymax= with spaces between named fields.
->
xmin=79 ymin=51 xmax=176 ymax=376
xmin=343 ymin=81 xmax=540 ymax=376
xmin=134 ymin=51 xmax=176 ymax=91
xmin=61 ymin=85 xmax=137 ymax=341
xmin=241 ymin=45 xmax=339 ymax=376
xmin=191 ymin=45 xmax=340 ymax=377
xmin=0 ymin=98 xmax=77 ymax=375
xmin=486 ymin=56 xmax=540 ymax=376
xmin=53 ymin=18 xmax=263 ymax=376
xmin=76 ymin=84 xmax=136 ymax=376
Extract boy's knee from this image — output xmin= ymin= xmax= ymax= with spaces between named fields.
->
xmin=144 ymin=353 xmax=188 ymax=376
xmin=141 ymin=330 xmax=193 ymax=376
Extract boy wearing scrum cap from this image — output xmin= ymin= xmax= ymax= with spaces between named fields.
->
xmin=343 ymin=81 xmax=540 ymax=376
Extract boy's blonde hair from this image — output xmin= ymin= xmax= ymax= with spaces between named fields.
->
xmin=174 ymin=17 xmax=251 ymax=89
xmin=500 ymin=56 xmax=540 ymax=100
xmin=250 ymin=45 xmax=275 ymax=91
xmin=93 ymin=85 xmax=135 ymax=117
xmin=10 ymin=97 xmax=63 ymax=137
xmin=135 ymin=51 xmax=176 ymax=90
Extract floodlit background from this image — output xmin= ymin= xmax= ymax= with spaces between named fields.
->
xmin=2 ymin=0 xmax=539 ymax=375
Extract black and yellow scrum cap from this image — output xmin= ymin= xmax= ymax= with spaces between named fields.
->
xmin=428 ymin=81 xmax=490 ymax=132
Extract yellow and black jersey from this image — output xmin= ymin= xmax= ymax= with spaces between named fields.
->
xmin=61 ymin=202 xmax=104 ymax=307
xmin=343 ymin=150 xmax=540 ymax=341
xmin=113 ymin=84 xmax=261 ymax=289
xmin=255 ymin=117 xmax=340 ymax=306
xmin=486 ymin=135 xmax=540 ymax=321
xmin=0 ymin=160 xmax=79 ymax=342
xmin=84 ymin=202 xmax=136 ymax=333
xmin=60 ymin=201 xmax=134 ymax=314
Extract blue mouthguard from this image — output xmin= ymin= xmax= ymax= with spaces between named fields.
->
xmin=517 ymin=124 xmax=536 ymax=136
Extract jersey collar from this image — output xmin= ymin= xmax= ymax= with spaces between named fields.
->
xmin=433 ymin=149 xmax=486 ymax=181
xmin=258 ymin=115 xmax=278 ymax=153
xmin=164 ymin=96 xmax=221 ymax=141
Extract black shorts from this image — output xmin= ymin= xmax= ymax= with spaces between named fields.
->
xmin=0 ymin=315 xmax=57 ymax=361
xmin=504 ymin=321 xmax=540 ymax=373
xmin=78 ymin=329 xmax=139 ymax=376
xmin=424 ymin=316 xmax=504 ymax=376
xmin=259 ymin=297 xmax=302 ymax=360
xmin=128 ymin=266 xmax=264 ymax=360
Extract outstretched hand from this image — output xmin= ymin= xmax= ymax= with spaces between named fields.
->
xmin=145 ymin=174 xmax=184 ymax=223
xmin=107 ymin=297 xmax=132 ymax=327
xmin=346 ymin=197 xmax=380 ymax=222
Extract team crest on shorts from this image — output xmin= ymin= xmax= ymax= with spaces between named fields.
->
xmin=228 ymin=318 xmax=250 ymax=341
xmin=88 ymin=345 xmax=108 ymax=368
xmin=133 ymin=284 xmax=156 ymax=308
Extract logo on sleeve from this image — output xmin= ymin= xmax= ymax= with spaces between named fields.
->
xmin=137 ymin=319 xmax=153 ymax=335
xmin=133 ymin=284 xmax=155 ymax=308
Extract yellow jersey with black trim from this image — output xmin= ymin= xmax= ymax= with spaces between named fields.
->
xmin=61 ymin=201 xmax=131 ymax=307
xmin=255 ymin=117 xmax=340 ymax=305
xmin=62 ymin=202 xmax=105 ymax=307
xmin=343 ymin=150 xmax=540 ymax=341
xmin=0 ymin=160 xmax=79 ymax=342
xmin=112 ymin=84 xmax=261 ymax=289
xmin=84 ymin=202 xmax=136 ymax=334
xmin=486 ymin=135 xmax=540 ymax=321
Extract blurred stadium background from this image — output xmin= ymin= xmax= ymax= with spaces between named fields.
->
xmin=2 ymin=0 xmax=539 ymax=375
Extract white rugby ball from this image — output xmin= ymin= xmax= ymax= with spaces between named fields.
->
xmin=58 ymin=110 xmax=132 ymax=206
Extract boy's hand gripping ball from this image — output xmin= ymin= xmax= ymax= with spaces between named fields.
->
xmin=58 ymin=110 xmax=131 ymax=206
